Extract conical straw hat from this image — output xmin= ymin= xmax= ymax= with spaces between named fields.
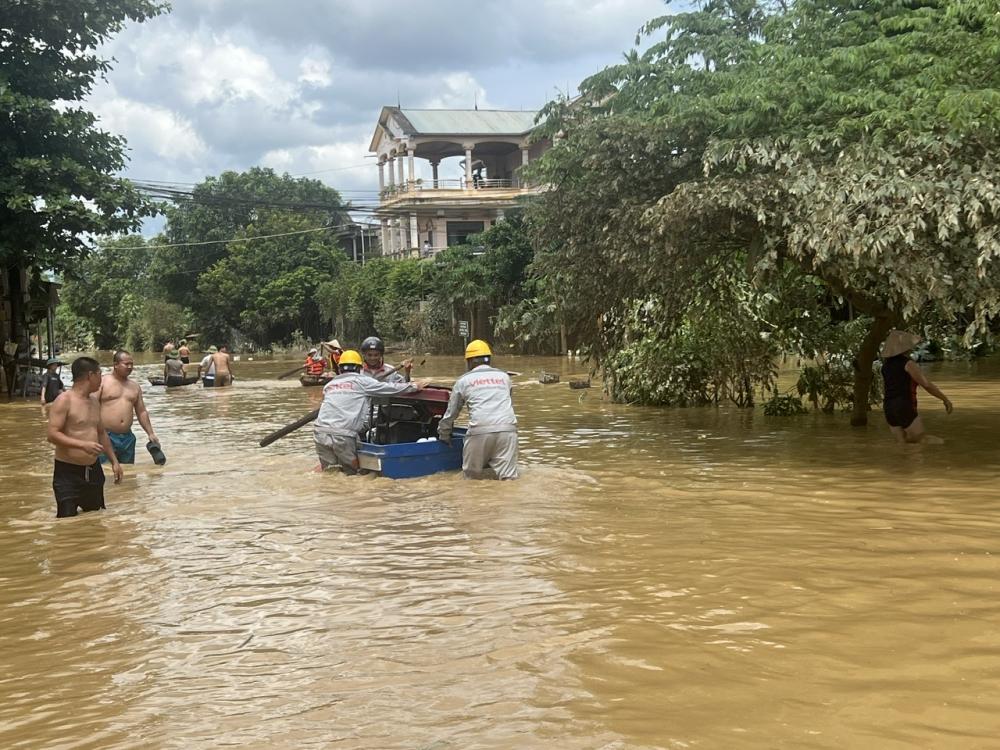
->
xmin=881 ymin=330 xmax=922 ymax=358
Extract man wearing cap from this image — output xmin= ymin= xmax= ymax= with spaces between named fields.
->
xmin=322 ymin=339 xmax=343 ymax=374
xmin=199 ymin=346 xmax=218 ymax=387
xmin=438 ymin=339 xmax=518 ymax=480
xmin=39 ymin=357 xmax=65 ymax=408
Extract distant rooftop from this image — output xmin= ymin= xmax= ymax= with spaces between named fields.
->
xmin=385 ymin=107 xmax=540 ymax=136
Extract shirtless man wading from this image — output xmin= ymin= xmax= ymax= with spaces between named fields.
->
xmin=98 ymin=350 xmax=161 ymax=464
xmin=47 ymin=357 xmax=123 ymax=517
xmin=207 ymin=344 xmax=234 ymax=387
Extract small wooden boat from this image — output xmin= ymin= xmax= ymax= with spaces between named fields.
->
xmin=149 ymin=376 xmax=200 ymax=387
xmin=539 ymin=371 xmax=560 ymax=384
xmin=300 ymin=373 xmax=334 ymax=387
xmin=569 ymin=378 xmax=591 ymax=389
xmin=356 ymin=386 xmax=466 ymax=479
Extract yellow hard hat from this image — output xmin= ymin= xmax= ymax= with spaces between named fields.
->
xmin=465 ymin=339 xmax=492 ymax=359
xmin=339 ymin=349 xmax=363 ymax=366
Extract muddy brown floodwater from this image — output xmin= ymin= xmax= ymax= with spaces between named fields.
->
xmin=2 ymin=353 xmax=1000 ymax=749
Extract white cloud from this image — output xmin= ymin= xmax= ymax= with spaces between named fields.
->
xmin=85 ymin=0 xmax=671 ymax=218
xmin=299 ymin=55 xmax=333 ymax=87
xmin=90 ymin=90 xmax=208 ymax=164
xmin=421 ymin=73 xmax=492 ymax=110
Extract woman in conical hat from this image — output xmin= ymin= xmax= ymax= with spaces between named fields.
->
xmin=881 ymin=330 xmax=953 ymax=443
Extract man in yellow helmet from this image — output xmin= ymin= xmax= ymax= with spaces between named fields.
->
xmin=438 ymin=339 xmax=518 ymax=480
xmin=313 ymin=349 xmax=428 ymax=473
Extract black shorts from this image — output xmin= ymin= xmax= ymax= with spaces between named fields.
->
xmin=53 ymin=460 xmax=106 ymax=518
xmin=180 ymin=356 xmax=190 ymax=364
xmin=884 ymin=397 xmax=918 ymax=429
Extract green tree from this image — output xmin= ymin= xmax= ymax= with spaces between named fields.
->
xmin=59 ymin=235 xmax=152 ymax=348
xmin=195 ymin=211 xmax=346 ymax=346
xmin=528 ymin=0 xmax=1000 ymax=424
xmin=0 ymin=0 xmax=164 ymax=271
xmin=150 ymin=168 xmax=349 ymax=314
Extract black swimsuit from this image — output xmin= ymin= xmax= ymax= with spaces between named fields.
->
xmin=882 ymin=355 xmax=918 ymax=428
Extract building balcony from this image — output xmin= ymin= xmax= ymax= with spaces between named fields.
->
xmin=378 ymin=178 xmax=539 ymax=207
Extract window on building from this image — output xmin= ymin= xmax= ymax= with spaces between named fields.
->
xmin=446 ymin=221 xmax=485 ymax=247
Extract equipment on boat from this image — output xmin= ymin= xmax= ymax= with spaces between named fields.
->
xmin=357 ymin=386 xmax=464 ymax=478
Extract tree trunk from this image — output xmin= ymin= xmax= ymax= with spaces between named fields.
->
xmin=850 ymin=314 xmax=896 ymax=427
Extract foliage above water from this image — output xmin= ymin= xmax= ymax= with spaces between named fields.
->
xmin=521 ymin=0 xmax=1000 ymax=422
xmin=0 ymin=0 xmax=165 ymax=271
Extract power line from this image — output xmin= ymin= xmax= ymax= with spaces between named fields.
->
xmin=107 ymin=223 xmax=354 ymax=251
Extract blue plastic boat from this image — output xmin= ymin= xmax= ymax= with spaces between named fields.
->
xmin=358 ymin=427 xmax=466 ymax=479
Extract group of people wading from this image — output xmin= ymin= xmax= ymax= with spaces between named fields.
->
xmin=43 ymin=336 xmax=520 ymax=519
xmin=42 ymin=327 xmax=950 ymax=519
xmin=311 ymin=336 xmax=518 ymax=480
xmin=161 ymin=339 xmax=234 ymax=388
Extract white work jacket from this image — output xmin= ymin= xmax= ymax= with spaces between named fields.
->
xmin=314 ymin=372 xmax=417 ymax=437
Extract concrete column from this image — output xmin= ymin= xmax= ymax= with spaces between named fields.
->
xmin=406 ymin=145 xmax=415 ymax=185
xmin=463 ymin=143 xmax=474 ymax=187
xmin=409 ymin=213 xmax=418 ymax=253
xmin=397 ymin=154 xmax=405 ymax=188
xmin=378 ymin=160 xmax=385 ymax=191
xmin=396 ymin=218 xmax=405 ymax=255
xmin=387 ymin=156 xmax=395 ymax=187
xmin=431 ymin=160 xmax=439 ymax=188
xmin=380 ymin=218 xmax=389 ymax=256
xmin=521 ymin=147 xmax=530 ymax=167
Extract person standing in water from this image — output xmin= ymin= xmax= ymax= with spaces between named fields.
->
xmin=313 ymin=349 xmax=427 ymax=473
xmin=881 ymin=330 xmax=953 ymax=443
xmin=438 ymin=339 xmax=518 ymax=480
xmin=47 ymin=357 xmax=122 ymax=517
xmin=98 ymin=350 xmax=161 ymax=463
xmin=208 ymin=344 xmax=234 ymax=387
xmin=39 ymin=357 xmax=65 ymax=408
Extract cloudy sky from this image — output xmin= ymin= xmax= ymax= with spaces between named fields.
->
xmin=89 ymin=0 xmax=668 ymax=215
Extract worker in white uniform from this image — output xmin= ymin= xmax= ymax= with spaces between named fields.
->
xmin=438 ymin=340 xmax=518 ymax=480
xmin=313 ymin=350 xmax=427 ymax=473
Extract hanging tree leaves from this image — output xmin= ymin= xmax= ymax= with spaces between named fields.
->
xmin=527 ymin=0 xmax=1000 ymax=423
xmin=0 ymin=0 xmax=167 ymax=270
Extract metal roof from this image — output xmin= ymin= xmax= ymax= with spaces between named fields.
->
xmin=395 ymin=108 xmax=539 ymax=135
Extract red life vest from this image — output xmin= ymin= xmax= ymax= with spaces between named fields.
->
xmin=306 ymin=356 xmax=325 ymax=376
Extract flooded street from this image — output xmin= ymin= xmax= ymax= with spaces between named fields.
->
xmin=2 ymin=354 xmax=1000 ymax=749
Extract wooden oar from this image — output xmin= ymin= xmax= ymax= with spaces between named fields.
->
xmin=259 ymin=361 xmax=413 ymax=447
xmin=277 ymin=364 xmax=307 ymax=380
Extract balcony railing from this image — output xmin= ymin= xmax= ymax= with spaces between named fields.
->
xmin=380 ymin=177 xmax=524 ymax=200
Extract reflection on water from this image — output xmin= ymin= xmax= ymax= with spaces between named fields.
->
xmin=2 ymin=353 xmax=1000 ymax=748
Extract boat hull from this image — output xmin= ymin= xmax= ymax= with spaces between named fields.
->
xmin=357 ymin=428 xmax=466 ymax=479
xmin=300 ymin=374 xmax=333 ymax=387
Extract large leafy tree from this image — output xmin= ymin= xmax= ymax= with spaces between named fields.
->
xmin=150 ymin=168 xmax=349 ymax=313
xmin=0 ymin=0 xmax=165 ymax=270
xmin=529 ymin=0 xmax=1000 ymax=423
xmin=195 ymin=211 xmax=347 ymax=346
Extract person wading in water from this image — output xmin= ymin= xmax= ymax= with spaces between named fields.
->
xmin=47 ymin=357 xmax=122 ymax=517
xmin=313 ymin=349 xmax=427 ymax=473
xmin=438 ymin=339 xmax=519 ymax=480
xmin=98 ymin=350 xmax=162 ymax=463
xmin=881 ymin=330 xmax=953 ymax=443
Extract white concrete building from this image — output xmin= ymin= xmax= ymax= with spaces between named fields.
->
xmin=368 ymin=107 xmax=549 ymax=258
